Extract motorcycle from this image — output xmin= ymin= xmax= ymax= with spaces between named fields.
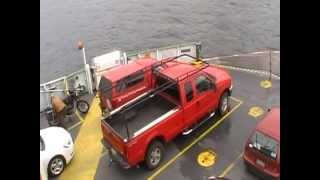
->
xmin=44 ymin=88 xmax=89 ymax=127
xmin=64 ymin=89 xmax=89 ymax=115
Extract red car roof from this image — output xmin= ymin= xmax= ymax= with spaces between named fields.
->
xmin=256 ymin=107 xmax=280 ymax=141
xmin=102 ymin=58 xmax=157 ymax=82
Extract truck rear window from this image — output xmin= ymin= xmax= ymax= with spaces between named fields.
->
xmin=116 ymin=70 xmax=144 ymax=92
xmin=156 ymin=76 xmax=180 ymax=103
xmin=99 ymin=77 xmax=113 ymax=98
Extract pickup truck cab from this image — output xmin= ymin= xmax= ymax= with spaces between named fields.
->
xmin=98 ymin=58 xmax=157 ymax=114
xmin=101 ymin=55 xmax=232 ymax=170
xmin=243 ymin=107 xmax=280 ymax=179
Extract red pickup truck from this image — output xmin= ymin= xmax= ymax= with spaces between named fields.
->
xmin=101 ymin=55 xmax=232 ymax=170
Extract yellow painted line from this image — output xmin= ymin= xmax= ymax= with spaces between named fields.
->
xmin=147 ymin=97 xmax=243 ymax=180
xmin=100 ymin=150 xmax=108 ymax=158
xmin=60 ymin=97 xmax=103 ymax=180
xmin=230 ymin=96 xmax=242 ymax=103
xmin=219 ymin=153 xmax=243 ymax=177
xmin=67 ymin=111 xmax=85 ymax=131
xmin=75 ymin=111 xmax=85 ymax=122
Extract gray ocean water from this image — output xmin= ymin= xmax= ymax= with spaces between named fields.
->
xmin=40 ymin=0 xmax=280 ymax=83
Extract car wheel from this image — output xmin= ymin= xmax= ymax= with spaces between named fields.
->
xmin=145 ymin=140 xmax=164 ymax=170
xmin=47 ymin=155 xmax=66 ymax=177
xmin=218 ymin=92 xmax=230 ymax=116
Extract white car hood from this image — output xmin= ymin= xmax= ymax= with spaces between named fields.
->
xmin=40 ymin=127 xmax=72 ymax=150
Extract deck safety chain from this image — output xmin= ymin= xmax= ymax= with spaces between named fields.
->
xmin=203 ymin=50 xmax=280 ymax=80
xmin=206 ymin=63 xmax=280 ymax=81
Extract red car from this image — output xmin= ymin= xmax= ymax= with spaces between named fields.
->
xmin=101 ymin=55 xmax=232 ymax=170
xmin=98 ymin=58 xmax=157 ymax=114
xmin=243 ymin=107 xmax=280 ymax=179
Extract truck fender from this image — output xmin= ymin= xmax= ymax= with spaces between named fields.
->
xmin=143 ymin=135 xmax=166 ymax=160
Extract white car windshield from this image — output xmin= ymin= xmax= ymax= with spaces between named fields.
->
xmin=40 ymin=136 xmax=45 ymax=151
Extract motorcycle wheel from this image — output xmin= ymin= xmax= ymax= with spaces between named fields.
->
xmin=76 ymin=100 xmax=89 ymax=113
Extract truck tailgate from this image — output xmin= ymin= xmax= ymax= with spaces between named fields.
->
xmin=101 ymin=121 xmax=126 ymax=157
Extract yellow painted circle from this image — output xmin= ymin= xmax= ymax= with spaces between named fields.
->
xmin=260 ymin=80 xmax=272 ymax=88
xmin=197 ymin=149 xmax=217 ymax=167
xmin=248 ymin=106 xmax=264 ymax=118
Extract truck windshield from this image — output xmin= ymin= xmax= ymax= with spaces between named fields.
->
xmin=250 ymin=131 xmax=278 ymax=159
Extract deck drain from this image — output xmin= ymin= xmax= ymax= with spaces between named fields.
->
xmin=248 ymin=106 xmax=264 ymax=118
xmin=197 ymin=149 xmax=217 ymax=167
xmin=260 ymin=80 xmax=272 ymax=88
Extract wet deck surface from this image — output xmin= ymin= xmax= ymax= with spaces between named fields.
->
xmin=41 ymin=52 xmax=280 ymax=180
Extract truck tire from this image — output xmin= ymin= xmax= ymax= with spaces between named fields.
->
xmin=218 ymin=92 xmax=230 ymax=116
xmin=145 ymin=140 xmax=164 ymax=170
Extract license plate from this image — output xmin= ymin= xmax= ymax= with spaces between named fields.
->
xmin=256 ymin=159 xmax=265 ymax=168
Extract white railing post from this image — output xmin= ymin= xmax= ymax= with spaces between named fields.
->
xmin=78 ymin=41 xmax=93 ymax=94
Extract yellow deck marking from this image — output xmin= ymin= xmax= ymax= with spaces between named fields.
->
xmin=67 ymin=111 xmax=84 ymax=131
xmin=219 ymin=153 xmax=243 ymax=177
xmin=248 ymin=106 xmax=264 ymax=118
xmin=147 ymin=97 xmax=243 ymax=180
xmin=197 ymin=149 xmax=217 ymax=167
xmin=101 ymin=150 xmax=108 ymax=158
xmin=260 ymin=80 xmax=272 ymax=88
xmin=60 ymin=96 xmax=103 ymax=180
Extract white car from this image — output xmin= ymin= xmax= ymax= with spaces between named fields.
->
xmin=40 ymin=127 xmax=74 ymax=177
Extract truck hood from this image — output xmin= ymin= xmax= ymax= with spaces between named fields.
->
xmin=204 ymin=65 xmax=231 ymax=84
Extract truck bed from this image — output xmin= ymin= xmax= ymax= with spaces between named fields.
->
xmin=104 ymin=94 xmax=177 ymax=139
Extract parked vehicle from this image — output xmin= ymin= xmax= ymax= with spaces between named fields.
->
xmin=243 ymin=107 xmax=280 ymax=179
xmin=98 ymin=57 xmax=157 ymax=115
xmin=40 ymin=127 xmax=74 ymax=177
xmin=44 ymin=88 xmax=89 ymax=127
xmin=101 ymin=54 xmax=232 ymax=170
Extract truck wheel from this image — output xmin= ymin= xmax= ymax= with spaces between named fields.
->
xmin=218 ymin=92 xmax=230 ymax=116
xmin=145 ymin=140 xmax=164 ymax=170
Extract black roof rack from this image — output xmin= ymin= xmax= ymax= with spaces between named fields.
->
xmin=110 ymin=54 xmax=210 ymax=116
xmin=99 ymin=54 xmax=209 ymax=94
